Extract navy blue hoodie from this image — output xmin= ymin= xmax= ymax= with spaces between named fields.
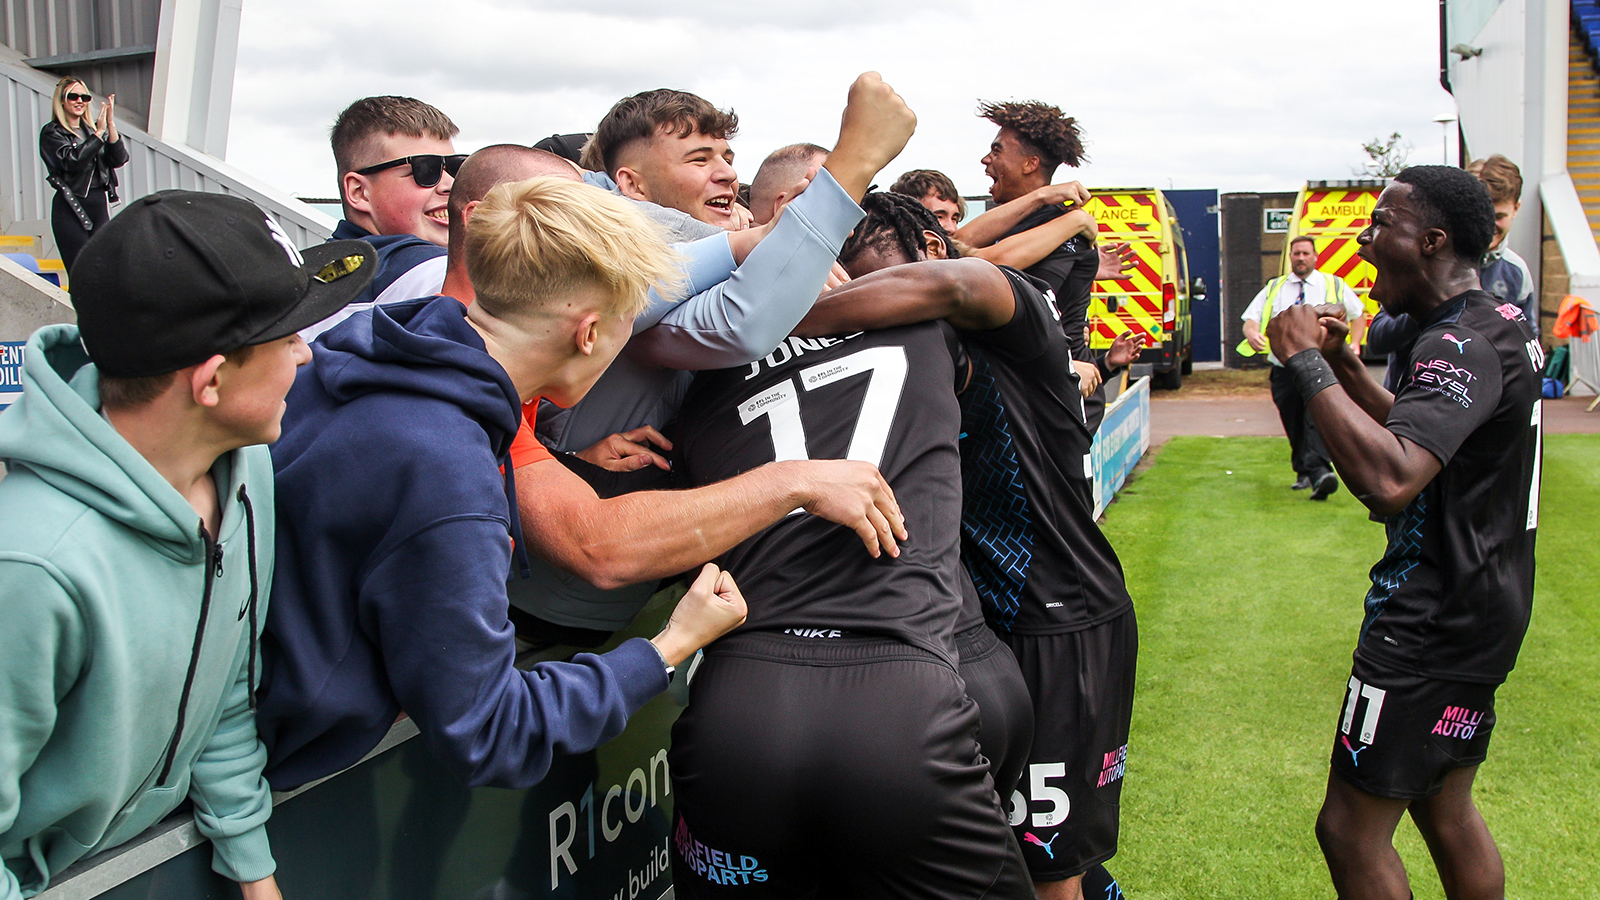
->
xmin=330 ymin=219 xmax=446 ymax=307
xmin=257 ymin=296 xmax=670 ymax=790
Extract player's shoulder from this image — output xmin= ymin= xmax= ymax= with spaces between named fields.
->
xmin=1450 ymin=290 xmax=1535 ymax=342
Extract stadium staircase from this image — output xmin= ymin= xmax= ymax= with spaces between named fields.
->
xmin=1568 ymin=9 xmax=1600 ymax=240
xmin=0 ymin=43 xmax=334 ymax=299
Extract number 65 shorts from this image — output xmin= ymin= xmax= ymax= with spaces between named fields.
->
xmin=1000 ymin=610 xmax=1138 ymax=880
xmin=667 ymin=632 xmax=1033 ymax=899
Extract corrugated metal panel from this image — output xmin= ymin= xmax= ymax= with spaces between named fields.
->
xmin=4 ymin=0 xmax=157 ymax=128
xmin=3 ymin=0 xmax=157 ymax=58
xmin=1 ymin=48 xmax=335 ymax=255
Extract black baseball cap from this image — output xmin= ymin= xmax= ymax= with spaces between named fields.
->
xmin=532 ymin=133 xmax=592 ymax=165
xmin=72 ymin=190 xmax=376 ymax=378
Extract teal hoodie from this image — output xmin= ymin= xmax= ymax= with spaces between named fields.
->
xmin=0 ymin=325 xmax=276 ymax=898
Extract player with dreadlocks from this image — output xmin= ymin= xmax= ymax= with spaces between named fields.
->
xmin=804 ymin=190 xmax=1143 ymax=900
xmin=664 ymin=185 xmax=1034 ymax=899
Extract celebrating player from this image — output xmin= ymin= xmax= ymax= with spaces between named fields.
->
xmin=798 ymin=191 xmax=1142 ymax=900
xmin=1266 ymin=166 xmax=1541 ymax=900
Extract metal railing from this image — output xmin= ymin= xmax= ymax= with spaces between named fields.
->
xmin=0 ymin=45 xmax=333 ymax=256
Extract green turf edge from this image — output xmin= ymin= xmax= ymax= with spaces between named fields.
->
xmin=1098 ymin=434 xmax=1598 ymax=899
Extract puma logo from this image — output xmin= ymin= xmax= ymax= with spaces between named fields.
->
xmin=1441 ymin=333 xmax=1471 ymax=353
xmin=1341 ymin=734 xmax=1368 ymax=766
xmin=1023 ymin=832 xmax=1058 ymax=859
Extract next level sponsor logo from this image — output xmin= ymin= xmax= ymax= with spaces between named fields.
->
xmin=1412 ymin=358 xmax=1477 ymax=408
xmin=1431 ymin=705 xmax=1484 ymax=740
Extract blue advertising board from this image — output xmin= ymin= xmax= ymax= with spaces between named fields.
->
xmin=1092 ymin=376 xmax=1152 ymax=518
xmin=0 ymin=341 xmax=25 ymax=410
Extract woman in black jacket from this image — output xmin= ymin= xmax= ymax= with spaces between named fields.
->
xmin=39 ymin=76 xmax=128 ymax=270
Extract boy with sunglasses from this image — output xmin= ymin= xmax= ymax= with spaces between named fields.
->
xmin=303 ymin=95 xmax=463 ymax=338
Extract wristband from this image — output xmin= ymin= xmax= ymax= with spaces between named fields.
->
xmin=1285 ymin=348 xmax=1338 ymax=404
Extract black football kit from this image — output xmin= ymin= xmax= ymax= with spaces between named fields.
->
xmin=1330 ymin=290 xmax=1541 ymax=798
xmin=955 ymin=585 xmax=1034 ymax=800
xmin=1002 ymin=205 xmax=1108 ymax=430
xmin=668 ymin=323 xmax=1032 ymax=899
xmin=959 ymin=267 xmax=1139 ymax=878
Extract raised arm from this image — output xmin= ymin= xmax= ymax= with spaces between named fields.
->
xmin=39 ymin=124 xmax=109 ymax=177
xmin=966 ymin=208 xmax=1097 ymax=270
xmin=624 ymin=167 xmax=865 ymax=368
xmin=795 ymin=258 xmax=1017 ymax=336
xmin=624 ymin=72 xmax=916 ymax=369
xmin=954 ymin=181 xmax=1090 ymax=248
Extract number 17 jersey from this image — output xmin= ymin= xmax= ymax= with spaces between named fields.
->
xmin=673 ymin=324 xmax=968 ymax=664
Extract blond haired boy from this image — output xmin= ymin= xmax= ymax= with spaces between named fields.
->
xmin=255 ymin=178 xmax=748 ymax=790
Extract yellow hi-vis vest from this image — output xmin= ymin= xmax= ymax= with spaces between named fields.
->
xmin=1235 ymin=273 xmax=1356 ymax=358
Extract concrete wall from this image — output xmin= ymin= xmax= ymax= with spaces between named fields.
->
xmin=0 ymin=252 xmax=72 ymax=338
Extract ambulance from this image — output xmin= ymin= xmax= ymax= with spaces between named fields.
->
xmin=1085 ymin=188 xmax=1195 ymax=389
xmin=1280 ymin=180 xmax=1384 ymax=355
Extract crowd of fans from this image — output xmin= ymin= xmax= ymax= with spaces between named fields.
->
xmin=1 ymin=69 xmax=1542 ymax=900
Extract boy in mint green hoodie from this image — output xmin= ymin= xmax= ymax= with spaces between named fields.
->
xmin=0 ymin=191 xmax=373 ymax=899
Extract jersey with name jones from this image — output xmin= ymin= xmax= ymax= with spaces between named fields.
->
xmin=674 ymin=323 xmax=967 ymax=663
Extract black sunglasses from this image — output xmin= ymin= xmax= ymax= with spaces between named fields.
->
xmin=353 ymin=154 xmax=467 ymax=188
xmin=65 ymin=92 xmax=91 ymax=103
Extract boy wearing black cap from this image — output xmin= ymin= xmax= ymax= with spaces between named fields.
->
xmin=0 ymin=190 xmax=374 ymax=900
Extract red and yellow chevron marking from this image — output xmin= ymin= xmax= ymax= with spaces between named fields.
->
xmin=1292 ymin=188 xmax=1381 ymax=315
xmin=1086 ymin=192 xmax=1162 ymax=236
xmin=1085 ymin=191 xmax=1168 ymax=348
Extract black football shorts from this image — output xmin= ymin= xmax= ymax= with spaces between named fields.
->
xmin=669 ymin=632 xmax=1033 ymax=899
xmin=956 ymin=621 xmax=1034 ymax=798
xmin=1001 ymin=610 xmax=1138 ymax=880
xmin=1330 ymin=653 xmax=1499 ymax=799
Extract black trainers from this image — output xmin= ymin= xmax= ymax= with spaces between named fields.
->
xmin=1291 ymin=476 xmax=1312 ymax=490
xmin=1310 ymin=471 xmax=1338 ymax=501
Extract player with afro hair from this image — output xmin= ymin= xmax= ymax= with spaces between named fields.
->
xmin=979 ymin=100 xmax=1086 ymax=176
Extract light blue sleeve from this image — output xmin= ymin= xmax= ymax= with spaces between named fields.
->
xmin=633 ymin=235 xmax=738 ymax=334
xmin=188 ymin=635 xmax=275 ymax=884
xmin=0 ymin=562 xmax=85 ymax=900
xmin=189 ymin=488 xmax=277 ymax=885
xmin=623 ymin=167 xmax=866 ymax=370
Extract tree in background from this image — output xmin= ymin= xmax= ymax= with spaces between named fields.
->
xmin=1356 ymin=132 xmax=1411 ymax=178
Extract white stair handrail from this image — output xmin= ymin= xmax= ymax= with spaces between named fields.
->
xmin=0 ymin=46 xmax=334 ymax=252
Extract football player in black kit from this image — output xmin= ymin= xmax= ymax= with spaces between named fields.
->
xmin=1266 ymin=166 xmax=1541 ymax=900
xmin=665 ymin=209 xmax=1034 ymax=895
xmin=795 ymin=192 xmax=1142 ymax=900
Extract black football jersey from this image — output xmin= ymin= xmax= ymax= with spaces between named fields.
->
xmin=959 ymin=267 xmax=1133 ymax=635
xmin=1358 ymin=290 xmax=1541 ymax=684
xmin=673 ymin=324 xmax=968 ymax=662
xmin=1004 ymin=205 xmax=1098 ymax=359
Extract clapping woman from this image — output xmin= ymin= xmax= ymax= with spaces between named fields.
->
xmin=39 ymin=76 xmax=128 ymax=270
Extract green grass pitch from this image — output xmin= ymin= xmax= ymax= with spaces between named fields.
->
xmin=1103 ymin=434 xmax=1598 ymax=899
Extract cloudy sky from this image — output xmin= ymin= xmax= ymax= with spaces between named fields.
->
xmin=228 ymin=0 xmax=1457 ymax=202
